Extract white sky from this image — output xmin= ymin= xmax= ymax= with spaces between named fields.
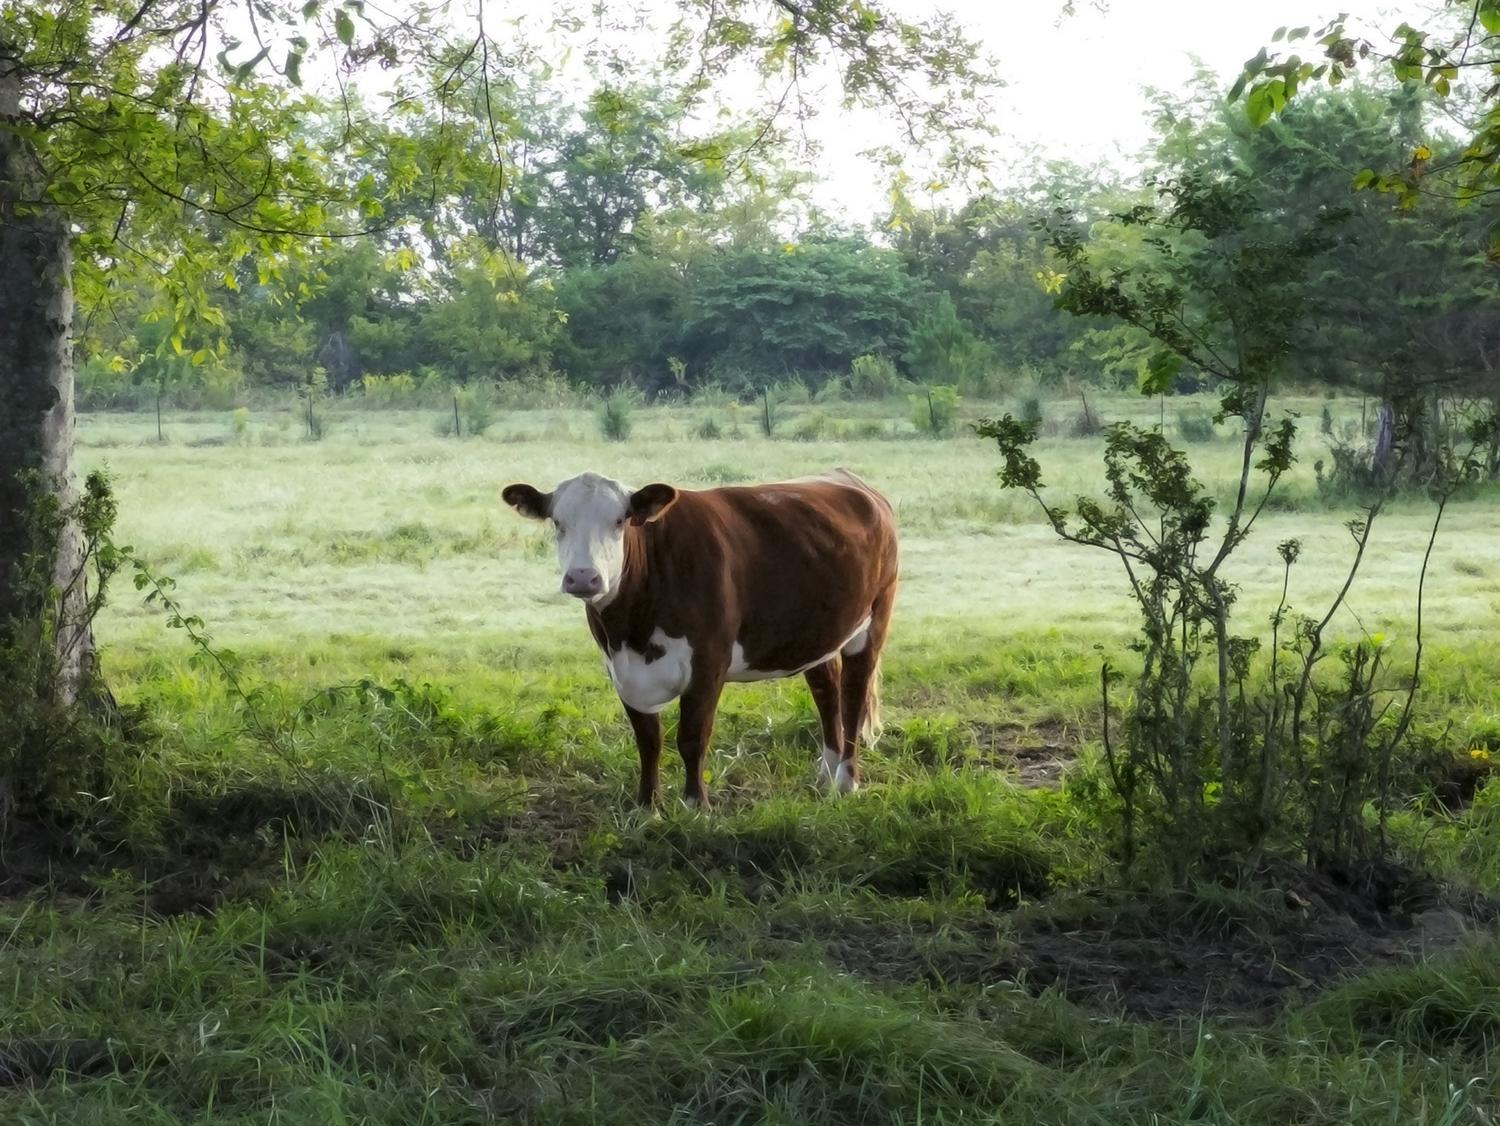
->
xmin=796 ymin=0 xmax=1440 ymax=215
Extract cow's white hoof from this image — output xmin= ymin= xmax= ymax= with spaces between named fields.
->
xmin=835 ymin=760 xmax=859 ymax=794
xmin=818 ymin=744 xmax=840 ymax=786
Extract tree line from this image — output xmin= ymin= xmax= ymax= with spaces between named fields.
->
xmin=74 ymin=74 xmax=1500 ymax=417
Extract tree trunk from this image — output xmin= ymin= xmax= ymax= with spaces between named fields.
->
xmin=0 ymin=47 xmax=98 ymax=706
xmin=1371 ymin=399 xmax=1396 ymax=477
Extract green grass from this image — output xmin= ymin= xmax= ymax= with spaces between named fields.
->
xmin=3 ymin=392 xmax=1499 ymax=1121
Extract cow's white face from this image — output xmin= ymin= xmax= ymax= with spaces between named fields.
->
xmin=502 ymin=473 xmax=678 ymax=605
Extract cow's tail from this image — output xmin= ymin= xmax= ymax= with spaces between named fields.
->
xmin=861 ymin=655 xmax=883 ymax=745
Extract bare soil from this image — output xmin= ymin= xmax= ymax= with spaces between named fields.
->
xmin=967 ymin=720 xmax=1078 ymax=787
xmin=810 ymin=858 xmax=1496 ymax=1020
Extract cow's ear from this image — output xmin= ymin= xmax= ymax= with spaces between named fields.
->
xmin=502 ymin=483 xmax=551 ymax=520
xmin=628 ymin=483 xmax=678 ymax=525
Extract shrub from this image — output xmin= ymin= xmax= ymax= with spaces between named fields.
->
xmin=773 ymin=377 xmax=813 ymax=405
xmin=231 ymin=408 xmax=250 ymax=443
xmin=695 ymin=417 xmax=723 ymax=440
xmin=812 ymin=377 xmax=848 ymax=403
xmin=599 ymin=392 xmax=634 ymax=442
xmin=849 ymin=354 xmax=903 ymax=398
xmin=791 ymin=411 xmax=830 ymax=441
xmin=1176 ymin=410 xmax=1217 ymax=443
xmin=362 ymin=372 xmax=420 ymax=407
xmin=909 ymin=386 xmax=960 ymax=436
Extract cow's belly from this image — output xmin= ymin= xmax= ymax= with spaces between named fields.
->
xmin=726 ymin=615 xmax=872 ymax=682
xmin=605 ymin=629 xmax=693 ymax=714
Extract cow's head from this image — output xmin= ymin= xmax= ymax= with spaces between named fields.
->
xmin=503 ymin=473 xmax=678 ymax=604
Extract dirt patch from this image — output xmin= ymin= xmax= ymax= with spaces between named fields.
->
xmin=0 ymin=784 xmax=336 ymax=918
xmin=455 ymin=786 xmax=608 ymax=868
xmin=967 ymin=720 xmax=1078 ymax=788
xmin=797 ymin=859 xmax=1497 ymax=1021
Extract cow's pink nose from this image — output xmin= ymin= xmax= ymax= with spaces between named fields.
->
xmin=562 ymin=568 xmax=603 ymax=597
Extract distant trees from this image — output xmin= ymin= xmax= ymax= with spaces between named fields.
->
xmin=681 ymin=238 xmax=925 ymax=385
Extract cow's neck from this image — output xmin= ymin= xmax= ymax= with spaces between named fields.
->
xmin=586 ymin=522 xmax=661 ymax=651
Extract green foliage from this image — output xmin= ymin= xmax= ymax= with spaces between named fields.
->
xmin=982 ymin=164 xmax=1500 ymax=879
xmin=599 ymin=392 xmax=635 ymax=442
xmin=684 ymin=239 xmax=926 ymax=381
xmin=904 ymin=292 xmax=991 ymax=390
xmin=910 ymin=386 xmax=961 ymax=436
xmin=1176 ymin=410 xmax=1218 ymax=443
xmin=849 ymin=353 xmax=904 ymax=398
xmin=982 ymin=398 xmax=1497 ymax=881
xmin=1233 ymin=5 xmax=1500 ymax=206
xmin=790 ymin=410 xmax=831 ymax=441
xmin=553 ymin=255 xmax=694 ymax=391
xmin=414 ymin=242 xmax=560 ymax=383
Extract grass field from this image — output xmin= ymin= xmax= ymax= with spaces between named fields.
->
xmin=4 ymin=391 xmax=1500 ymax=1122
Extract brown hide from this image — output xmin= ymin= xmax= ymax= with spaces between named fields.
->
xmin=585 ymin=470 xmax=898 ymax=673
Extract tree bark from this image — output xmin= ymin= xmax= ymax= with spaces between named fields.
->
xmin=0 ymin=46 xmax=97 ymax=706
xmin=1371 ymin=398 xmax=1396 ymax=478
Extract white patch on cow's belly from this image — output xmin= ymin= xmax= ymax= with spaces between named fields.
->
xmin=606 ymin=629 xmax=693 ymax=714
xmin=727 ymin=616 xmax=874 ymax=683
xmin=840 ymin=615 xmax=873 ymax=656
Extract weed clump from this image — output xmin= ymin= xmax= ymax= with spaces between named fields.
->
xmin=599 ymin=392 xmax=635 ymax=442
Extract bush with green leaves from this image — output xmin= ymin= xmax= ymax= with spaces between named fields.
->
xmin=980 ymin=169 xmax=1498 ymax=881
xmin=905 ymin=293 xmax=991 ymax=390
xmin=599 ymin=392 xmax=635 ymax=442
xmin=791 ymin=411 xmax=831 ymax=441
xmin=1176 ymin=410 xmax=1217 ymax=443
xmin=910 ymin=386 xmax=960 ymax=436
xmin=849 ymin=353 xmax=904 ymax=398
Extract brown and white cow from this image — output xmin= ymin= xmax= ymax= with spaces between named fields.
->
xmin=502 ymin=469 xmax=899 ymax=808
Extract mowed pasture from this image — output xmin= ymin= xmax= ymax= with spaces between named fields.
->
xmin=3 ymin=393 xmax=1499 ymax=1122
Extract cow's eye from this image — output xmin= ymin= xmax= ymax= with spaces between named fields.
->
xmin=615 ymin=518 xmax=626 ymax=529
xmin=554 ymin=522 xmax=565 ymax=535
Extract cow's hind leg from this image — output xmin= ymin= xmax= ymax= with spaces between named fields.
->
xmin=803 ymin=658 xmax=844 ymax=788
xmin=623 ymin=704 xmax=663 ymax=807
xmin=837 ymin=585 xmax=896 ymax=794
xmin=676 ymin=673 xmax=726 ymax=810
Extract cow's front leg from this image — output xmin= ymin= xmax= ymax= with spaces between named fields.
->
xmin=623 ymin=703 xmax=663 ymax=807
xmin=676 ymin=675 xmax=726 ymax=809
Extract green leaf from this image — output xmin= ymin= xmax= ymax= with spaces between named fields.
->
xmin=1481 ymin=3 xmax=1500 ymax=34
xmin=286 ymin=51 xmax=303 ymax=85
xmin=335 ymin=9 xmax=354 ymax=45
xmin=1139 ymin=350 xmax=1182 ymax=396
xmin=1247 ymin=85 xmax=1274 ymax=127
